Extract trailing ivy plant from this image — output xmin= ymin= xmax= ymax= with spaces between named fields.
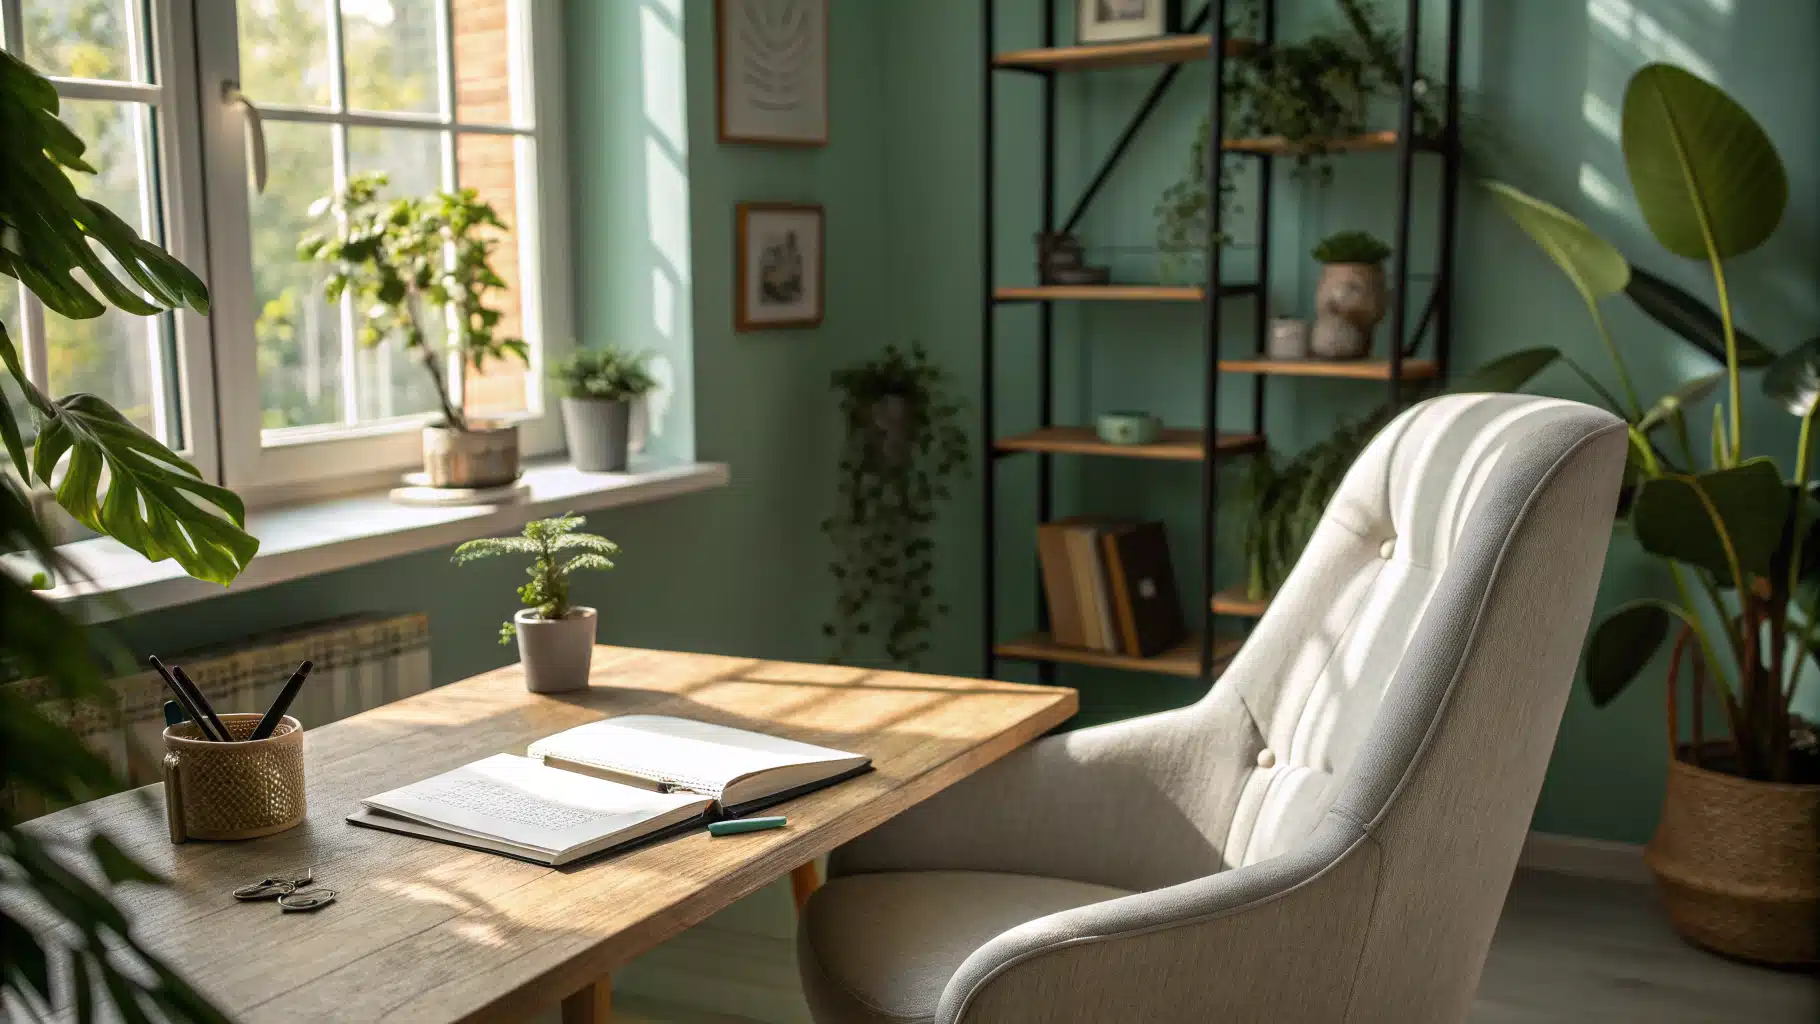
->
xmin=299 ymin=172 xmax=528 ymax=432
xmin=1156 ymin=0 xmax=1443 ymax=272
xmin=2 ymin=50 xmax=254 ymax=1023
xmin=822 ymin=343 xmax=968 ymax=666
xmin=452 ymin=513 xmax=619 ymax=644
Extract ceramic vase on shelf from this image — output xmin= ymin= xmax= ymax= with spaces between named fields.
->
xmin=1268 ymin=318 xmax=1309 ymax=360
xmin=516 ymin=607 xmax=598 ymax=694
xmin=1310 ymin=263 xmax=1387 ymax=360
xmin=561 ymin=397 xmax=632 ymax=473
xmin=422 ymin=422 xmax=520 ymax=488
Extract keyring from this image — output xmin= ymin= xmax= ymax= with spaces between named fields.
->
xmin=277 ymin=887 xmax=338 ymax=913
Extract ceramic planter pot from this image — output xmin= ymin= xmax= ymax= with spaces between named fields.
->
xmin=1268 ymin=317 xmax=1309 ymax=360
xmin=561 ymin=397 xmax=632 ymax=473
xmin=1310 ymin=263 xmax=1387 ymax=360
xmin=422 ymin=422 xmax=519 ymax=488
xmin=868 ymin=395 xmax=913 ymax=469
xmin=515 ymin=606 xmax=597 ymax=694
xmin=1645 ymin=745 xmax=1819 ymax=965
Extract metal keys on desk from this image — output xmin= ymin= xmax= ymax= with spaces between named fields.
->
xmin=232 ymin=868 xmax=338 ymax=913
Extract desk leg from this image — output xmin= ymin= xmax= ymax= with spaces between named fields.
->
xmin=561 ymin=977 xmax=611 ymax=1024
xmin=790 ymin=861 xmax=821 ymax=914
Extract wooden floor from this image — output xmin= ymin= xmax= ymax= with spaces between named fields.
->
xmin=538 ymin=870 xmax=1819 ymax=1023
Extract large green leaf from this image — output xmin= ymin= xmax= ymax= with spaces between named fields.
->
xmin=1624 ymin=267 xmax=1774 ymax=367
xmin=31 ymin=394 xmax=258 ymax=585
xmin=1762 ymin=336 xmax=1820 ymax=417
xmin=1585 ymin=600 xmax=1675 ymax=707
xmin=1484 ymin=181 xmax=1630 ymax=303
xmin=1630 ymin=458 xmax=1789 ymax=579
xmin=1637 ymin=371 xmax=1724 ymax=434
xmin=1450 ymin=346 xmax=1559 ymax=394
xmin=1621 ymin=63 xmax=1787 ymax=261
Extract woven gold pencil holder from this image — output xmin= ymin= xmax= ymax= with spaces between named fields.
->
xmin=163 ymin=713 xmax=306 ymax=843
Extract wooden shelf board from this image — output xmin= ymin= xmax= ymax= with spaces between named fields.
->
xmin=995 ymin=632 xmax=1240 ymax=679
xmin=994 ymin=284 xmax=1254 ymax=303
xmin=1211 ymin=585 xmax=1269 ymax=618
xmin=1219 ymin=357 xmax=1439 ymax=381
xmin=993 ymin=35 xmax=1256 ymax=72
xmin=1221 ymin=130 xmax=1439 ymax=155
xmin=994 ymin=425 xmax=1263 ymax=461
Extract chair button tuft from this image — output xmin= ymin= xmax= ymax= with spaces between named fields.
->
xmin=1379 ymin=538 xmax=1396 ymax=559
xmin=1256 ymin=748 xmax=1277 ymax=769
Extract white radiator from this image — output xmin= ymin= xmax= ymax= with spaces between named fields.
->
xmin=6 ymin=612 xmax=430 ymax=820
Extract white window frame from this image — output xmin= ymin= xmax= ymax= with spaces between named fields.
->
xmin=0 ymin=0 xmax=221 ymax=482
xmin=194 ymin=0 xmax=572 ymax=504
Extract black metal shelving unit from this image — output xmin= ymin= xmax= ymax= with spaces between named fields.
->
xmin=981 ymin=0 xmax=1465 ymax=683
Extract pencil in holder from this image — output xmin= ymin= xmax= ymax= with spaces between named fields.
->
xmin=162 ymin=713 xmax=306 ymax=843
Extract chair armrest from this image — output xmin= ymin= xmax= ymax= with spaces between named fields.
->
xmin=832 ymin=689 xmax=1262 ymax=891
xmin=935 ymin=818 xmax=1380 ymax=1024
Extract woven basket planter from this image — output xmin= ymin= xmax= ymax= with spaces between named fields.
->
xmin=1645 ymin=748 xmax=1820 ymax=965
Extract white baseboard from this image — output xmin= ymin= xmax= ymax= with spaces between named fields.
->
xmin=1519 ymin=830 xmax=1651 ymax=885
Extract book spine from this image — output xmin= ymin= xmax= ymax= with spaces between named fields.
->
xmin=1038 ymin=524 xmax=1085 ymax=647
xmin=1064 ymin=527 xmax=1105 ymax=651
xmin=1101 ymin=530 xmax=1144 ymax=656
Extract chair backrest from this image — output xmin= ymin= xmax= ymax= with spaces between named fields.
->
xmin=1210 ymin=393 xmax=1625 ymax=1016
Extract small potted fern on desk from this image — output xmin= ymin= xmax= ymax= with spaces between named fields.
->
xmin=454 ymin=514 xmax=619 ymax=692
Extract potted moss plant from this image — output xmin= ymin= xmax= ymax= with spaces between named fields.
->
xmin=551 ymin=346 xmax=656 ymax=472
xmin=453 ymin=514 xmax=619 ymax=692
xmin=1309 ymin=230 xmax=1391 ymax=360
xmin=1490 ymin=64 xmax=1817 ymax=965
xmin=2 ymin=50 xmax=256 ymax=1020
xmin=300 ymin=173 xmax=529 ymax=489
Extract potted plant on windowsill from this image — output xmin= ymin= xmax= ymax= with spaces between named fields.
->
xmin=453 ymin=514 xmax=619 ymax=693
xmin=300 ymin=173 xmax=529 ymax=489
xmin=1488 ymin=63 xmax=1818 ymax=965
xmin=551 ymin=346 xmax=656 ymax=472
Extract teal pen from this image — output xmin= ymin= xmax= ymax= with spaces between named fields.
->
xmin=707 ymin=816 xmax=787 ymax=837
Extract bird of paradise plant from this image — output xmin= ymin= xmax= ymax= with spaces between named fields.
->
xmin=1487 ymin=63 xmax=1816 ymax=784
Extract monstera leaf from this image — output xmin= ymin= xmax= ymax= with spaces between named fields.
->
xmin=29 ymin=394 xmax=258 ymax=585
xmin=1625 ymin=267 xmax=1775 ymax=367
xmin=1762 ymin=336 xmax=1820 ymax=417
xmin=1450 ymin=346 xmax=1560 ymax=394
xmin=1630 ymin=458 xmax=1790 ymax=579
xmin=1485 ymin=181 xmax=1629 ymax=305
xmin=1622 ymin=64 xmax=1787 ymax=261
xmin=1585 ymin=600 xmax=1681 ymax=707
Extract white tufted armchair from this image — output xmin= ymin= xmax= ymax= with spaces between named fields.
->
xmin=797 ymin=394 xmax=1628 ymax=1023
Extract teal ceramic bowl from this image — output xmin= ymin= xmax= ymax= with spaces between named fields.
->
xmin=1096 ymin=411 xmax=1162 ymax=446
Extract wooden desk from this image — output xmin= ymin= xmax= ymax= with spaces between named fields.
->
xmin=22 ymin=647 xmax=1075 ymax=1023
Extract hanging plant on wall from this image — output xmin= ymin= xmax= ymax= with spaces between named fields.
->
xmin=823 ymin=343 xmax=969 ymax=666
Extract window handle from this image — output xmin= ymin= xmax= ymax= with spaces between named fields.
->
xmin=221 ymin=81 xmax=268 ymax=195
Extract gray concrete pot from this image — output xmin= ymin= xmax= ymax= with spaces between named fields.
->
xmin=560 ymin=397 xmax=632 ymax=472
xmin=515 ymin=606 xmax=597 ymax=694
xmin=422 ymin=422 xmax=520 ymax=488
xmin=1310 ymin=263 xmax=1388 ymax=360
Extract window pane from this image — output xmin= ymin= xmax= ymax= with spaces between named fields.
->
xmin=236 ymin=0 xmax=331 ymax=108
xmin=254 ymin=121 xmax=343 ymax=433
xmin=0 ymin=284 xmax=27 ymax=448
xmin=343 ymin=0 xmax=442 ymax=115
xmin=455 ymin=132 xmax=527 ymax=418
xmin=452 ymin=0 xmax=515 ymax=125
xmin=23 ymin=0 xmax=137 ymax=82
xmin=44 ymin=100 xmax=165 ymax=439
xmin=348 ymin=125 xmax=444 ymax=198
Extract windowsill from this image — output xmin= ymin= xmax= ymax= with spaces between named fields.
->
xmin=14 ymin=459 xmax=730 ymax=623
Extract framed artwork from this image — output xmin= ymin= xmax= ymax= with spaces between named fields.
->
xmin=1076 ymin=0 xmax=1181 ymax=44
xmin=736 ymin=203 xmax=824 ymax=331
xmin=717 ymin=0 xmax=829 ymax=146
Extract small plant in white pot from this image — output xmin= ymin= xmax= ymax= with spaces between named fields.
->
xmin=453 ymin=514 xmax=619 ymax=693
xmin=301 ymin=172 xmax=529 ymax=488
xmin=551 ymin=346 xmax=656 ymax=472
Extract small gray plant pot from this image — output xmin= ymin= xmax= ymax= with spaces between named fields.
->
xmin=560 ymin=397 xmax=632 ymax=472
xmin=515 ymin=606 xmax=597 ymax=694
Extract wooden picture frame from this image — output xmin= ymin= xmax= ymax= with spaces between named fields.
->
xmin=736 ymin=203 xmax=825 ymax=332
xmin=1076 ymin=0 xmax=1181 ymax=44
xmin=717 ymin=0 xmax=830 ymax=147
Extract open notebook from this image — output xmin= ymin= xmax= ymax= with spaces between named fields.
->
xmin=346 ymin=715 xmax=870 ymax=866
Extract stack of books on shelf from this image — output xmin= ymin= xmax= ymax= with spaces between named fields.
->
xmin=1037 ymin=517 xmax=1186 ymax=657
